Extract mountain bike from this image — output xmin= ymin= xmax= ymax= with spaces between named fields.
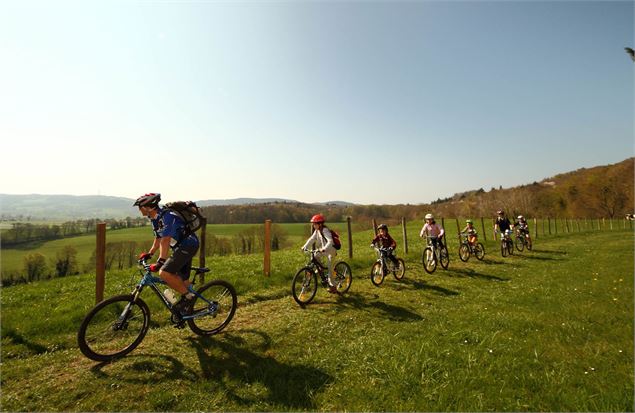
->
xmin=499 ymin=229 xmax=514 ymax=257
xmin=370 ymin=246 xmax=405 ymax=286
xmin=514 ymin=227 xmax=533 ymax=252
xmin=458 ymin=234 xmax=485 ymax=262
xmin=291 ymin=250 xmax=352 ymax=305
xmin=77 ymin=258 xmax=237 ymax=362
xmin=422 ymin=236 xmax=450 ymax=274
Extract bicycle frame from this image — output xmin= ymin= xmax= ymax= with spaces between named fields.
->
xmin=304 ymin=250 xmax=330 ymax=284
xmin=131 ymin=260 xmax=216 ymax=322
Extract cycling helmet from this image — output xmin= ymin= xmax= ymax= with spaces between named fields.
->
xmin=377 ymin=223 xmax=388 ymax=231
xmin=518 ymin=215 xmax=524 ymax=220
xmin=133 ymin=193 xmax=161 ymax=208
xmin=466 ymin=219 xmax=473 ymax=224
xmin=425 ymin=213 xmax=434 ymax=220
xmin=310 ymin=214 xmax=325 ymax=224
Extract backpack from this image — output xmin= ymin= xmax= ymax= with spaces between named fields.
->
xmin=164 ymin=201 xmax=204 ymax=235
xmin=324 ymin=227 xmax=342 ymax=250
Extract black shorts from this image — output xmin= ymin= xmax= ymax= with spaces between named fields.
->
xmin=162 ymin=244 xmax=198 ymax=280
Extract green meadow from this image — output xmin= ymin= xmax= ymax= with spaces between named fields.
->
xmin=1 ymin=226 xmax=633 ymax=411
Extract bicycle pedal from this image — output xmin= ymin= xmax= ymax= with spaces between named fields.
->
xmin=173 ymin=321 xmax=186 ymax=329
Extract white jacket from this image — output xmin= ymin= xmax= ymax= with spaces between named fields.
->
xmin=302 ymin=227 xmax=336 ymax=252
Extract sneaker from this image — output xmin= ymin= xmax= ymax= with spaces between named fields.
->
xmin=173 ymin=295 xmax=195 ymax=316
xmin=327 ymin=285 xmax=339 ymax=294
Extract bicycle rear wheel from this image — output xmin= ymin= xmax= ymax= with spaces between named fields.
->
xmin=474 ymin=243 xmax=485 ymax=260
xmin=188 ymin=280 xmax=237 ymax=336
xmin=439 ymin=247 xmax=450 ymax=269
xmin=292 ymin=267 xmax=318 ymax=305
xmin=77 ymin=294 xmax=150 ymax=362
xmin=459 ymin=244 xmax=470 ymax=262
xmin=334 ymin=261 xmax=352 ymax=293
xmin=423 ymin=247 xmax=437 ymax=274
xmin=392 ymin=258 xmax=406 ymax=281
xmin=370 ymin=262 xmax=385 ymax=287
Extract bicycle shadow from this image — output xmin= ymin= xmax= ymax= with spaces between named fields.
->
xmin=330 ymin=291 xmax=423 ymax=322
xmin=445 ymin=267 xmax=509 ymax=282
xmin=187 ymin=330 xmax=332 ymax=410
xmin=90 ymin=354 xmax=193 ymax=384
xmin=395 ymin=277 xmax=460 ymax=296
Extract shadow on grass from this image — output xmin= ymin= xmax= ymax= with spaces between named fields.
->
xmin=332 ymin=291 xmax=424 ymax=322
xmin=89 ymin=330 xmax=332 ymax=411
xmin=188 ymin=330 xmax=331 ymax=410
xmin=528 ymin=248 xmax=568 ymax=255
xmin=445 ymin=267 xmax=509 ymax=282
xmin=397 ymin=277 xmax=460 ymax=296
xmin=2 ymin=327 xmax=50 ymax=355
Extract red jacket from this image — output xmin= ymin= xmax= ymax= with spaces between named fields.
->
xmin=372 ymin=233 xmax=397 ymax=249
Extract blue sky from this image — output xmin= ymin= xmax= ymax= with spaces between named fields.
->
xmin=1 ymin=0 xmax=633 ymax=205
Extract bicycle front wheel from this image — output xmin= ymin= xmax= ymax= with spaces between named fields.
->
xmin=474 ymin=243 xmax=485 ymax=260
xmin=423 ymin=247 xmax=437 ymax=274
xmin=501 ymin=241 xmax=508 ymax=257
xmin=459 ymin=244 xmax=470 ymax=262
xmin=334 ymin=261 xmax=352 ymax=294
xmin=188 ymin=280 xmax=237 ymax=336
xmin=370 ymin=262 xmax=385 ymax=287
xmin=515 ymin=236 xmax=525 ymax=252
xmin=439 ymin=247 xmax=450 ymax=269
xmin=77 ymin=294 xmax=150 ymax=362
xmin=292 ymin=267 xmax=318 ymax=305
xmin=392 ymin=258 xmax=406 ymax=281
xmin=526 ymin=237 xmax=533 ymax=251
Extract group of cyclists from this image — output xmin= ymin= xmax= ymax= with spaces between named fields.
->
xmin=132 ymin=192 xmax=534 ymax=311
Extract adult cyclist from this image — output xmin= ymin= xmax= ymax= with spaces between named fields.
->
xmin=135 ymin=193 xmax=199 ymax=315
xmin=494 ymin=210 xmax=512 ymax=241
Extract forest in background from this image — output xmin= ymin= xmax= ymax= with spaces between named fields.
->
xmin=201 ymin=158 xmax=634 ymax=225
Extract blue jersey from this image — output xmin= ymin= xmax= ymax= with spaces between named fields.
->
xmin=151 ymin=208 xmax=199 ymax=248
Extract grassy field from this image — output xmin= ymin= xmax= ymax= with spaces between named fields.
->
xmin=1 ymin=228 xmax=633 ymax=411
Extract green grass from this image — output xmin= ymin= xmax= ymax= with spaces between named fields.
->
xmin=1 ymin=229 xmax=633 ymax=411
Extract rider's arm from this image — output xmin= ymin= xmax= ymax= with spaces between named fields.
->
xmin=301 ymin=230 xmax=318 ymax=250
xmin=419 ymin=224 xmax=428 ymax=238
xmin=158 ymin=236 xmax=172 ymax=260
xmin=148 ymin=237 xmax=160 ymax=255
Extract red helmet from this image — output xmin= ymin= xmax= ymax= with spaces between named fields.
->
xmin=133 ymin=193 xmax=161 ymax=208
xmin=310 ymin=214 xmax=325 ymax=223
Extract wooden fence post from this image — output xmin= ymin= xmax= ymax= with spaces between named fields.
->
xmin=96 ymin=222 xmax=106 ymax=304
xmin=401 ymin=217 xmax=408 ymax=254
xmin=372 ymin=219 xmax=378 ymax=235
xmin=609 ymin=218 xmax=613 ymax=230
xmin=264 ymin=219 xmax=271 ymax=277
xmin=441 ymin=218 xmax=447 ymax=245
xmin=481 ymin=217 xmax=487 ymax=241
xmin=534 ymin=218 xmax=538 ymax=239
xmin=555 ymin=218 xmax=558 ymax=234
xmin=492 ymin=218 xmax=497 ymax=241
xmin=347 ymin=216 xmax=353 ymax=259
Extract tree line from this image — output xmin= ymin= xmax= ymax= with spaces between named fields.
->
xmin=2 ymin=218 xmax=149 ymax=246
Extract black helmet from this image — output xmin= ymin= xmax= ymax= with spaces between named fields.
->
xmin=133 ymin=193 xmax=161 ymax=208
xmin=377 ymin=223 xmax=388 ymax=231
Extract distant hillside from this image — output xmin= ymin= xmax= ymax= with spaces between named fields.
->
xmin=2 ymin=158 xmax=631 ymax=222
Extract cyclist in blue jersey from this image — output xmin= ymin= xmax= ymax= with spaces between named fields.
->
xmin=134 ymin=193 xmax=199 ymax=315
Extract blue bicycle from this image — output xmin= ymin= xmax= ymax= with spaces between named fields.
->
xmin=77 ymin=258 xmax=237 ymax=362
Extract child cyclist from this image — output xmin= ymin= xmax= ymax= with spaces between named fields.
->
xmin=371 ymin=224 xmax=399 ymax=267
xmin=420 ymin=213 xmax=445 ymax=249
xmin=460 ymin=219 xmax=479 ymax=245
xmin=301 ymin=214 xmax=339 ymax=294
xmin=514 ymin=215 xmax=532 ymax=244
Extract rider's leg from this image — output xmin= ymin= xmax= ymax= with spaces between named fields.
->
xmin=159 ymin=245 xmax=197 ymax=295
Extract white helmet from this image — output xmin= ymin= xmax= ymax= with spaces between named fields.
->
xmin=518 ymin=215 xmax=524 ymax=220
xmin=425 ymin=213 xmax=434 ymax=220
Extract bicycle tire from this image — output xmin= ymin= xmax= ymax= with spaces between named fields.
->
xmin=423 ymin=247 xmax=437 ymax=274
xmin=187 ymin=280 xmax=237 ymax=336
xmin=474 ymin=243 xmax=485 ymax=260
xmin=507 ymin=239 xmax=514 ymax=255
xmin=501 ymin=241 xmax=508 ymax=257
xmin=292 ymin=267 xmax=318 ymax=305
xmin=459 ymin=244 xmax=470 ymax=262
xmin=526 ymin=237 xmax=533 ymax=251
xmin=515 ymin=236 xmax=525 ymax=252
xmin=439 ymin=246 xmax=450 ymax=269
xmin=393 ymin=258 xmax=406 ymax=281
xmin=370 ymin=262 xmax=384 ymax=287
xmin=77 ymin=294 xmax=150 ymax=362
xmin=334 ymin=261 xmax=352 ymax=294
